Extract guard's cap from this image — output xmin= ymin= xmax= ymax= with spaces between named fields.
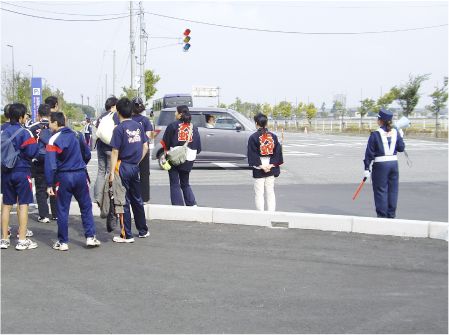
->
xmin=377 ymin=108 xmax=393 ymax=121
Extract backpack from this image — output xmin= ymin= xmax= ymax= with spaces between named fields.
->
xmin=166 ymin=125 xmax=193 ymax=166
xmin=96 ymin=111 xmax=116 ymax=145
xmin=1 ymin=127 xmax=25 ymax=170
xmin=36 ymin=127 xmax=52 ymax=163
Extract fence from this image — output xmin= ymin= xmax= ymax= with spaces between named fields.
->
xmin=268 ymin=117 xmax=449 ymax=136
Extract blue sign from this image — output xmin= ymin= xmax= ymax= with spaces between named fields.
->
xmin=31 ymin=77 xmax=42 ymax=122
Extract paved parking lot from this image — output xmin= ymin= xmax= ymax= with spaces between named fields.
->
xmin=1 ymin=217 xmax=447 ymax=333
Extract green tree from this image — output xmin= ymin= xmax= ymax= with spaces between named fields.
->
xmin=377 ymin=89 xmax=397 ymax=110
xmin=228 ymin=97 xmax=243 ymax=113
xmin=218 ymin=103 xmax=227 ymax=108
xmin=358 ymin=98 xmax=376 ymax=125
xmin=320 ymin=102 xmax=327 ymax=117
xmin=144 ymin=69 xmax=160 ymax=101
xmin=2 ymin=71 xmax=31 ymax=108
xmin=304 ymin=103 xmax=317 ymax=126
xmin=394 ymin=74 xmax=430 ymax=117
xmin=426 ymin=77 xmax=448 ymax=138
xmin=121 ymin=86 xmax=138 ymax=99
xmin=332 ymin=100 xmax=346 ymax=130
xmin=262 ymin=103 xmax=272 ymax=116
xmin=277 ymin=101 xmax=292 ymax=119
xmin=294 ymin=102 xmax=305 ymax=119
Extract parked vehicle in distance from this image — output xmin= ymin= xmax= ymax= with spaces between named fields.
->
xmin=152 ymin=94 xmax=193 ymax=114
xmin=151 ymin=107 xmax=256 ymax=168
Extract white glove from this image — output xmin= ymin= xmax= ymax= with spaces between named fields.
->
xmin=363 ymin=170 xmax=371 ymax=179
xmin=398 ymin=129 xmax=404 ymax=138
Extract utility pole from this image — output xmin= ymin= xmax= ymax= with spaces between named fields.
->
xmin=138 ymin=1 xmax=146 ymax=101
xmin=130 ymin=1 xmax=135 ymax=90
xmin=7 ymin=44 xmax=15 ymax=101
xmin=87 ymin=96 xmax=90 ymax=106
xmin=81 ymin=94 xmax=84 ymax=105
xmin=113 ymin=49 xmax=116 ymax=96
xmin=105 ymin=74 xmax=108 ymax=99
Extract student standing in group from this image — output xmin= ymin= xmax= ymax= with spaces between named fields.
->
xmin=1 ymin=103 xmax=39 ymax=250
xmin=131 ymin=97 xmax=153 ymax=203
xmin=28 ymin=103 xmax=57 ymax=223
xmin=45 ymin=112 xmax=100 ymax=251
xmin=83 ymin=118 xmax=93 ymax=149
xmin=363 ymin=109 xmax=405 ymax=218
xmin=109 ymin=97 xmax=150 ymax=243
xmin=44 ymin=96 xmax=59 ymax=113
xmin=160 ymin=105 xmax=201 ymax=206
xmin=247 ymin=113 xmax=283 ymax=212
xmin=1 ymin=104 xmax=11 ymax=131
xmin=94 ymin=96 xmax=119 ymax=232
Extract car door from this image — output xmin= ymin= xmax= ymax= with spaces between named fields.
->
xmin=202 ymin=112 xmax=248 ymax=161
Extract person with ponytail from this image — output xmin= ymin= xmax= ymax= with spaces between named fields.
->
xmin=363 ymin=108 xmax=405 ymax=218
xmin=160 ymin=105 xmax=201 ymax=206
xmin=247 ymin=113 xmax=283 ymax=211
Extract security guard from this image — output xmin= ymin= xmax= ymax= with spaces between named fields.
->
xmin=363 ymin=108 xmax=405 ymax=218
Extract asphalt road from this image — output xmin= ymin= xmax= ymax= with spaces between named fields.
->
xmin=1 ymin=217 xmax=447 ymax=334
xmin=112 ymin=132 xmax=447 ymax=221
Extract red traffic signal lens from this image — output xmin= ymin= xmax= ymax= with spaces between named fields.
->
xmin=183 ymin=29 xmax=191 ymax=36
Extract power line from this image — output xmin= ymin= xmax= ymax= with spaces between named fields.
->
xmin=2 ymin=5 xmax=447 ymax=35
xmin=145 ymin=11 xmax=448 ymax=35
xmin=1 ymin=1 xmax=133 ymax=16
xmin=1 ymin=7 xmax=130 ymax=21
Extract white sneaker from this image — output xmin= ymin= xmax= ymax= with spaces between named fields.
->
xmin=86 ymin=236 xmax=101 ymax=247
xmin=138 ymin=231 xmax=150 ymax=238
xmin=38 ymin=217 xmax=50 ymax=223
xmin=1 ymin=239 xmax=10 ymax=249
xmin=16 ymin=229 xmax=34 ymax=239
xmin=52 ymin=241 xmax=69 ymax=251
xmin=15 ymin=239 xmax=38 ymax=251
xmin=112 ymin=236 xmax=135 ymax=243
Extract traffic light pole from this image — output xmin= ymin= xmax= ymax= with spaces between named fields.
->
xmin=138 ymin=1 xmax=145 ymax=101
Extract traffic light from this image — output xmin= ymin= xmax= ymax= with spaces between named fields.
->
xmin=183 ymin=28 xmax=191 ymax=52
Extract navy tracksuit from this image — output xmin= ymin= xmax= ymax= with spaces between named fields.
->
xmin=28 ymin=119 xmax=58 ymax=218
xmin=161 ymin=121 xmax=201 ymax=206
xmin=110 ymin=119 xmax=149 ymax=239
xmin=45 ymin=127 xmax=95 ymax=243
xmin=1 ymin=122 xmax=38 ymax=205
xmin=364 ymin=127 xmax=405 ymax=218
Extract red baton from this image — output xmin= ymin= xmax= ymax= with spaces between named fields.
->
xmin=352 ymin=177 xmax=367 ymax=201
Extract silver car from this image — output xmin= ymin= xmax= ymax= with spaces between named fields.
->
xmin=151 ymin=107 xmax=256 ymax=168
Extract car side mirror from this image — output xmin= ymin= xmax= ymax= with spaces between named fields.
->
xmin=235 ymin=123 xmax=242 ymax=131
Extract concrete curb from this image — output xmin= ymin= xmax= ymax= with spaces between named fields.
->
xmin=67 ymin=203 xmax=448 ymax=241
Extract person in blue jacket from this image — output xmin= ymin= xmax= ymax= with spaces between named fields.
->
xmin=28 ymin=103 xmax=57 ymax=223
xmin=1 ymin=104 xmax=11 ymax=131
xmin=247 ymin=113 xmax=283 ymax=211
xmin=363 ymin=108 xmax=405 ymax=218
xmin=1 ymin=103 xmax=39 ymax=250
xmin=45 ymin=112 xmax=100 ymax=251
xmin=160 ymin=105 xmax=201 ymax=206
xmin=131 ymin=97 xmax=153 ymax=203
xmin=109 ymin=97 xmax=150 ymax=243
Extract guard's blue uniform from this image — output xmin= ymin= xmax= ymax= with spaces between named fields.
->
xmin=45 ymin=127 xmax=95 ymax=243
xmin=247 ymin=128 xmax=283 ymax=178
xmin=1 ymin=122 xmax=38 ymax=205
xmin=364 ymin=126 xmax=405 ymax=218
xmin=110 ymin=119 xmax=149 ymax=239
xmin=1 ymin=122 xmax=11 ymax=131
xmin=161 ymin=121 xmax=201 ymax=206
